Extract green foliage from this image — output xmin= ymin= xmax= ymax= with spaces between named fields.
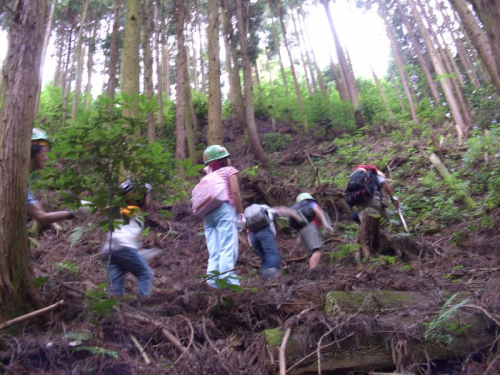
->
xmin=199 ymin=271 xmax=257 ymax=293
xmin=328 ymin=243 xmax=359 ymax=262
xmin=33 ymin=276 xmax=50 ymax=288
xmin=262 ymin=132 xmax=292 ymax=152
xmin=241 ymin=164 xmax=260 ymax=179
xmin=69 ymin=223 xmax=94 ymax=248
xmin=52 ymin=262 xmax=80 ymax=274
xmin=423 ymin=294 xmax=472 ymax=345
xmin=65 ymin=332 xmax=91 ymax=345
xmin=40 ymin=93 xmax=176 ymax=232
xmin=84 ymin=283 xmax=118 ymax=315
xmin=73 ymin=346 xmax=119 ymax=359
xmin=370 ymin=255 xmax=396 ymax=267
xmin=191 ymin=91 xmax=208 ymax=123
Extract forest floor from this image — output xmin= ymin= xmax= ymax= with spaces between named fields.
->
xmin=1 ymin=117 xmax=500 ymax=375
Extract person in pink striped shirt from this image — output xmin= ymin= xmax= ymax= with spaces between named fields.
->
xmin=202 ymin=145 xmax=245 ymax=288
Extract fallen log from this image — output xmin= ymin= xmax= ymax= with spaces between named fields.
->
xmin=264 ymin=291 xmax=495 ymax=374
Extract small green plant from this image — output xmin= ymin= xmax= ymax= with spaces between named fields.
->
xmin=370 ymin=255 xmax=396 ymax=267
xmin=328 ymin=243 xmax=360 ymax=262
xmin=69 ymin=223 xmax=94 ymax=248
xmin=262 ymin=132 xmax=292 ymax=153
xmin=423 ymin=294 xmax=472 ymax=345
xmin=399 ymin=264 xmax=412 ymax=271
xmin=52 ymin=261 xmax=80 ymax=274
xmin=84 ymin=283 xmax=118 ymax=315
xmin=73 ymin=346 xmax=119 ymax=359
xmin=241 ymin=164 xmax=260 ymax=179
xmin=65 ymin=332 xmax=91 ymax=346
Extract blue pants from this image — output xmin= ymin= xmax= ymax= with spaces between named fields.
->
xmin=204 ymin=202 xmax=239 ymax=287
xmin=103 ymin=247 xmax=153 ymax=297
xmin=249 ymin=227 xmax=280 ymax=276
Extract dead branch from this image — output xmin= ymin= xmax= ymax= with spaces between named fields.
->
xmin=464 ymin=304 xmax=500 ymax=327
xmin=279 ymin=327 xmax=292 ymax=375
xmin=202 ymin=317 xmax=220 ymax=355
xmin=283 ymin=256 xmax=307 ymax=264
xmin=125 ymin=313 xmax=186 ymax=353
xmin=130 ymin=334 xmax=151 ymax=365
xmin=173 ymin=316 xmax=195 ymax=367
xmin=0 ymin=300 xmax=64 ymax=331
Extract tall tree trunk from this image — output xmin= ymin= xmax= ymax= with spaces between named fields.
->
xmin=60 ymin=29 xmax=74 ymax=103
xmin=69 ymin=0 xmax=90 ymax=123
xmin=389 ymin=70 xmax=406 ymax=112
xmin=142 ymin=0 xmax=156 ymax=142
xmin=329 ymin=57 xmax=349 ymax=101
xmin=84 ymin=25 xmax=97 ymax=110
xmin=183 ymin=48 xmax=197 ymax=162
xmin=154 ymin=1 xmax=164 ymax=126
xmin=194 ymin=0 xmax=206 ymax=94
xmin=0 ymin=0 xmax=46 ymax=322
xmin=175 ymin=0 xmax=187 ymax=160
xmin=221 ymin=0 xmax=247 ymax=133
xmin=371 ymin=67 xmax=392 ymax=115
xmin=235 ymin=0 xmax=267 ymax=164
xmin=396 ymin=1 xmax=441 ymax=104
xmin=438 ymin=0 xmax=480 ymax=88
xmin=107 ymin=0 xmax=121 ymax=100
xmin=469 ymin=0 xmax=500 ymax=83
xmin=34 ymin=0 xmax=57 ymax=117
xmin=190 ymin=20 xmax=199 ymax=92
xmin=53 ymin=28 xmax=64 ymax=87
xmin=322 ymin=0 xmax=358 ymax=108
xmin=407 ymin=0 xmax=468 ymax=141
xmin=290 ymin=6 xmax=313 ymax=95
xmin=274 ymin=0 xmax=308 ymax=129
xmin=161 ymin=31 xmax=171 ymax=100
xmin=121 ymin=0 xmax=141 ymax=120
xmin=270 ymin=17 xmax=287 ymax=87
xmin=206 ymin=0 xmax=223 ymax=145
xmin=449 ymin=0 xmax=500 ymax=93
xmin=379 ymin=1 xmax=419 ymax=124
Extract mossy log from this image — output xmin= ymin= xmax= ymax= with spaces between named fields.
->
xmin=265 ymin=291 xmax=494 ymax=374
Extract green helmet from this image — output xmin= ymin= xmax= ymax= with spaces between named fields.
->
xmin=31 ymin=128 xmax=51 ymax=147
xmin=203 ymin=145 xmax=230 ymax=164
xmin=296 ymin=192 xmax=314 ymax=203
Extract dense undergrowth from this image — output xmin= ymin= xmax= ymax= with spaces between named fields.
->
xmin=2 ymin=81 xmax=500 ymax=374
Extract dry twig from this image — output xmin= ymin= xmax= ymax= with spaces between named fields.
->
xmin=0 ymin=300 xmax=64 ymax=331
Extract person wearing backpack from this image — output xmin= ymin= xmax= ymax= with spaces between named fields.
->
xmin=290 ymin=193 xmax=331 ymax=269
xmin=101 ymin=180 xmax=156 ymax=299
xmin=244 ymin=204 xmax=302 ymax=281
xmin=194 ymin=145 xmax=244 ymax=288
xmin=345 ymin=164 xmax=399 ymax=260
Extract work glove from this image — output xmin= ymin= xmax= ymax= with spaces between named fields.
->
xmin=236 ymin=214 xmax=246 ymax=232
xmin=71 ymin=206 xmax=92 ymax=220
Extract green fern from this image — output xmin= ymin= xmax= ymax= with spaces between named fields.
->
xmin=69 ymin=224 xmax=94 ymax=248
xmin=74 ymin=346 xmax=118 ymax=359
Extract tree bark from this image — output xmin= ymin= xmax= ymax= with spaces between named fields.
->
xmin=389 ymin=69 xmax=406 ymax=112
xmin=0 ymin=0 xmax=46 ymax=322
xmin=107 ymin=0 xmax=121 ymax=100
xmin=270 ymin=16 xmax=287 ymax=88
xmin=290 ymin=6 xmax=314 ymax=95
xmin=53 ymin=28 xmax=64 ymax=88
xmin=235 ymin=0 xmax=267 ymax=164
xmin=69 ymin=0 xmax=90 ymax=123
xmin=84 ymin=24 xmax=97 ymax=110
xmin=194 ymin=0 xmax=206 ymax=94
xmin=189 ymin=20 xmax=199 ymax=92
xmin=60 ymin=29 xmax=74 ymax=104
xmin=183 ymin=48 xmax=197 ymax=162
xmin=121 ymin=0 xmax=141 ymax=120
xmin=161 ymin=30 xmax=170 ymax=100
xmin=221 ymin=0 xmax=247 ymax=133
xmin=142 ymin=0 xmax=156 ymax=142
xmin=329 ymin=57 xmax=349 ymax=101
xmin=379 ymin=1 xmax=419 ymax=124
xmin=470 ymin=0 xmax=500 ymax=85
xmin=206 ymin=0 xmax=223 ymax=145
xmin=34 ymin=0 xmax=57 ymax=117
xmin=449 ymin=0 xmax=500 ymax=94
xmin=274 ymin=0 xmax=308 ymax=130
xmin=175 ymin=0 xmax=187 ymax=160
xmin=396 ymin=1 xmax=441 ymax=104
xmin=407 ymin=0 xmax=468 ymax=141
xmin=371 ymin=67 xmax=392 ymax=115
xmin=154 ymin=1 xmax=164 ymax=126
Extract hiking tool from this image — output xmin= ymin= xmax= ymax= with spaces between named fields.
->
xmin=397 ymin=207 xmax=409 ymax=232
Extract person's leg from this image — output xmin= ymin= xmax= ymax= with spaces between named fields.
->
xmin=105 ymin=254 xmax=127 ymax=296
xmin=309 ymin=250 xmax=322 ymax=268
xmin=215 ymin=203 xmax=240 ymax=285
xmin=300 ymin=224 xmax=323 ymax=269
xmin=250 ymin=231 xmax=265 ymax=265
xmin=111 ymin=248 xmax=153 ymax=297
xmin=204 ymin=208 xmax=220 ymax=287
xmin=257 ymin=227 xmax=280 ymax=271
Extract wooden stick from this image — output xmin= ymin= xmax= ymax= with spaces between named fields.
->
xmin=279 ymin=327 xmax=292 ymax=375
xmin=130 ymin=334 xmax=151 ymax=365
xmin=173 ymin=317 xmax=194 ymax=367
xmin=429 ymin=153 xmax=477 ymax=210
xmin=0 ymin=300 xmax=64 ymax=330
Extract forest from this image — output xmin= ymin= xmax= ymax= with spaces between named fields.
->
xmin=0 ymin=0 xmax=500 ymax=373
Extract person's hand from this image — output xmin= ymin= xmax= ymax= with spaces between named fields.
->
xmin=391 ymin=196 xmax=400 ymax=209
xmin=71 ymin=206 xmax=92 ymax=220
xmin=237 ymin=214 xmax=246 ymax=231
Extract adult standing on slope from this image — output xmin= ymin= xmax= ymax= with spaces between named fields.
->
xmin=198 ymin=145 xmax=245 ymax=288
xmin=27 ymin=128 xmax=91 ymax=225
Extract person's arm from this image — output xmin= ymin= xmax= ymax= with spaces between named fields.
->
xmin=27 ymin=202 xmax=74 ymax=226
xmin=272 ymin=206 xmax=301 ymax=221
xmin=381 ymin=182 xmax=399 ymax=209
xmin=228 ymin=174 xmax=244 ymax=214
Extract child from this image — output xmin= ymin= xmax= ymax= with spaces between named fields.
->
xmin=101 ymin=180 xmax=155 ymax=298
xmin=245 ymin=204 xmax=302 ymax=281
xmin=201 ymin=145 xmax=245 ymax=288
xmin=290 ymin=193 xmax=331 ymax=269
